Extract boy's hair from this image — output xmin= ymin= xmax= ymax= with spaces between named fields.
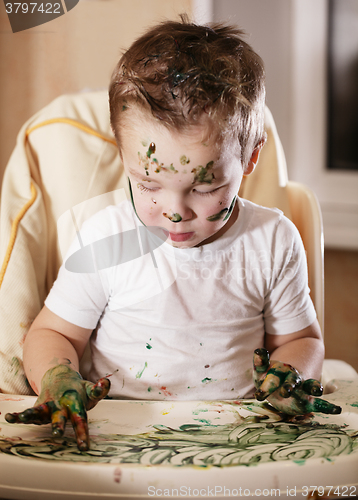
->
xmin=109 ymin=14 xmax=266 ymax=166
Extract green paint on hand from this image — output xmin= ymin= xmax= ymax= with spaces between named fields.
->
xmin=146 ymin=343 xmax=153 ymax=350
xmin=202 ymin=377 xmax=212 ymax=383
xmin=136 ymin=362 xmax=148 ymax=379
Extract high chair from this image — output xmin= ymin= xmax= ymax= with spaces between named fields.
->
xmin=0 ymin=92 xmax=356 ymax=393
xmin=0 ymin=92 xmax=357 ymax=500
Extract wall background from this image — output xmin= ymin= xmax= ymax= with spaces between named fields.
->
xmin=0 ymin=0 xmax=192 ymax=184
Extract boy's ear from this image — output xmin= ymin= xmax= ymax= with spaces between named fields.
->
xmin=244 ymin=141 xmax=265 ymax=175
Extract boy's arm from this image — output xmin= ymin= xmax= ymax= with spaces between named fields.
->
xmin=6 ymin=306 xmax=110 ymax=450
xmin=264 ymin=318 xmax=324 ymax=381
xmin=23 ymin=305 xmax=92 ymax=393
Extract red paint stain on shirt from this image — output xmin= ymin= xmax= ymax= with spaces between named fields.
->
xmin=160 ymin=386 xmax=173 ymax=397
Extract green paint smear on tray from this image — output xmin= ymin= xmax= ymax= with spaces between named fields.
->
xmin=1 ymin=420 xmax=356 ymax=466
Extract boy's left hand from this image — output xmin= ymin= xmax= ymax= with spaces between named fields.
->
xmin=253 ymin=348 xmax=341 ymax=415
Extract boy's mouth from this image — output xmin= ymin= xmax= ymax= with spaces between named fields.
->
xmin=169 ymin=232 xmax=195 ymax=242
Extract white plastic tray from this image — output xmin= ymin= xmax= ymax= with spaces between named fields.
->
xmin=0 ymin=379 xmax=357 ymax=500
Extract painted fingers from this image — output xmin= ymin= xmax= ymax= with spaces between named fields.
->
xmin=5 ymin=402 xmax=54 ymax=426
xmin=5 ymin=366 xmax=111 ymax=452
xmin=253 ymin=348 xmax=302 ymax=400
xmin=85 ymin=377 xmax=111 ymax=411
xmin=59 ymin=389 xmax=89 ymax=451
xmin=253 ymin=348 xmax=342 ymax=416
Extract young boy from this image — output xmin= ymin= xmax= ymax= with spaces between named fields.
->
xmin=6 ymin=16 xmax=335 ymax=451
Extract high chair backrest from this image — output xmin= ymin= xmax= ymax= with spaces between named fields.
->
xmin=240 ymin=107 xmax=324 ymax=333
xmin=0 ymin=92 xmax=324 ymax=394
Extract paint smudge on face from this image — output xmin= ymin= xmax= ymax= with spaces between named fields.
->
xmin=135 ymin=362 xmax=148 ymax=379
xmin=180 ymin=155 xmax=190 ymax=165
xmin=191 ymin=161 xmax=215 ymax=184
xmin=146 ymin=142 xmax=156 ymax=158
xmin=154 ymin=162 xmax=178 ymax=174
xmin=223 ymin=196 xmax=236 ymax=221
xmin=206 ymin=208 xmax=229 ymax=222
xmin=138 ymin=152 xmax=150 ymax=176
xmin=163 ymin=212 xmax=182 ymax=222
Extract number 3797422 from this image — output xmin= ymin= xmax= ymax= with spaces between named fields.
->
xmin=5 ymin=3 xmax=61 ymax=14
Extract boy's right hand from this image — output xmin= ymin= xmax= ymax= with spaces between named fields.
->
xmin=5 ymin=365 xmax=110 ymax=451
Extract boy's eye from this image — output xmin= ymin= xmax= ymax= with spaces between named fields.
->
xmin=137 ymin=183 xmax=159 ymax=193
xmin=193 ymin=187 xmax=219 ymax=196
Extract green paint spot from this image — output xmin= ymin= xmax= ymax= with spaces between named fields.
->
xmin=202 ymin=377 xmax=212 ymax=383
xmin=163 ymin=212 xmax=182 ymax=222
xmin=146 ymin=343 xmax=153 ymax=350
xmin=147 ymin=386 xmax=152 ymax=392
xmin=169 ymin=164 xmax=179 ymax=173
xmin=10 ymin=357 xmax=21 ymax=376
xmin=350 ymin=402 xmax=358 ymax=408
xmin=191 ymin=161 xmax=215 ymax=184
xmin=136 ymin=362 xmax=148 ymax=379
xmin=293 ymin=459 xmax=306 ymax=465
xmin=206 ymin=208 xmax=229 ymax=222
xmin=180 ymin=155 xmax=190 ymax=165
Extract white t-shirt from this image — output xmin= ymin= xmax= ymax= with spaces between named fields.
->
xmin=45 ymin=198 xmax=316 ymax=400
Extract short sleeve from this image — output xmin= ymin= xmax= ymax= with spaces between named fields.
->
xmin=45 ymin=211 xmax=112 ymax=329
xmin=45 ymin=264 xmax=108 ymax=329
xmin=263 ymin=216 xmax=316 ymax=335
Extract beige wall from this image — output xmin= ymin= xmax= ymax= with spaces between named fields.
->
xmin=0 ymin=0 xmax=192 ymax=185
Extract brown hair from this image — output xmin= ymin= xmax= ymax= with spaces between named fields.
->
xmin=109 ymin=14 xmax=266 ymax=166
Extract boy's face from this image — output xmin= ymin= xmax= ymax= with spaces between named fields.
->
xmin=120 ymin=111 xmax=246 ymax=248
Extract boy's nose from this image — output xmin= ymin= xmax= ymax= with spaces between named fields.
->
xmin=162 ymin=198 xmax=193 ymax=222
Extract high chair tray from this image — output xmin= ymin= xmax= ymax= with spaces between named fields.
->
xmin=0 ymin=379 xmax=357 ymax=500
